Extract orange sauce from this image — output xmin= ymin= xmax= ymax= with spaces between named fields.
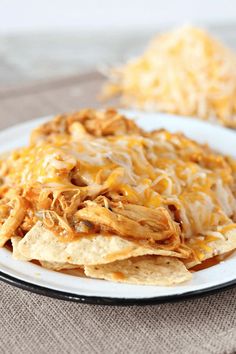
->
xmin=191 ymin=250 xmax=235 ymax=271
xmin=220 ymin=224 xmax=236 ymax=233
xmin=105 ymin=246 xmax=136 ymax=262
xmin=112 ymin=271 xmax=126 ymax=280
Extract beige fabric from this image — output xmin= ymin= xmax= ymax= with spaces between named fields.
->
xmin=0 ymin=73 xmax=236 ymax=354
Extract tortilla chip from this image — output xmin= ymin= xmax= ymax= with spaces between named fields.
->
xmin=11 ymin=236 xmax=30 ymax=261
xmin=17 ymin=222 xmax=185 ymax=266
xmin=186 ymin=229 xmax=236 ymax=268
xmin=84 ymin=256 xmax=192 ymax=286
xmin=11 ymin=236 xmax=78 ymax=271
xmin=39 ymin=261 xmax=82 ymax=271
xmin=60 ymin=267 xmax=86 ymax=277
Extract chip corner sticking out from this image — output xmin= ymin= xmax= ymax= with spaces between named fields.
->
xmin=84 ymin=256 xmax=192 ymax=286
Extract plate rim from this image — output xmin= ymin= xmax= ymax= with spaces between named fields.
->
xmin=1 ymin=111 xmax=236 ymax=305
xmin=1 ymin=271 xmax=235 ymax=306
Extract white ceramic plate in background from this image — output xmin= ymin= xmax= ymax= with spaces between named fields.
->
xmin=0 ymin=111 xmax=235 ymax=305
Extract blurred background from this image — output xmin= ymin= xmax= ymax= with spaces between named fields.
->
xmin=1 ymin=0 xmax=236 ymax=88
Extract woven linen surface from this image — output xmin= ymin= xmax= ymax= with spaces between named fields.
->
xmin=0 ymin=72 xmax=236 ymax=354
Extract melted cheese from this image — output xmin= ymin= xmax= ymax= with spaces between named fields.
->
xmin=3 ymin=125 xmax=236 ymax=241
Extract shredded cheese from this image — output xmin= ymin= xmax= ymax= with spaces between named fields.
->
xmin=104 ymin=25 xmax=236 ymax=127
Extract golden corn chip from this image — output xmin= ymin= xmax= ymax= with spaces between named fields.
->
xmin=84 ymin=256 xmax=192 ymax=286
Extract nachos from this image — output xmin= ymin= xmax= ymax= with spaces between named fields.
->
xmin=0 ymin=109 xmax=236 ymax=285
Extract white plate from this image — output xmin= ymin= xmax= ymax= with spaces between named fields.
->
xmin=0 ymin=111 xmax=236 ymax=305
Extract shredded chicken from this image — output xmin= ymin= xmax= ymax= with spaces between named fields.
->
xmin=75 ymin=204 xmax=180 ymax=244
xmin=0 ymin=196 xmax=27 ymax=246
xmin=30 ymin=108 xmax=142 ymax=144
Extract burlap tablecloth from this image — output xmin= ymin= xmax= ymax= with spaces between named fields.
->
xmin=0 ymin=72 xmax=236 ymax=354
